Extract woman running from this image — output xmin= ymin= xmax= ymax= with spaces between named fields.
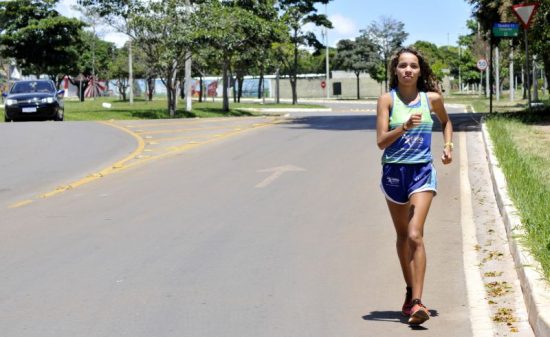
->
xmin=376 ymin=47 xmax=453 ymax=325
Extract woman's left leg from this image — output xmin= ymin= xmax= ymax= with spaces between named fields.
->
xmin=407 ymin=191 xmax=434 ymax=302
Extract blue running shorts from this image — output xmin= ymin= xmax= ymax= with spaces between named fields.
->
xmin=380 ymin=162 xmax=437 ymax=204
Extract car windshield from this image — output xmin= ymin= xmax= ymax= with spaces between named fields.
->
xmin=11 ymin=81 xmax=55 ymax=94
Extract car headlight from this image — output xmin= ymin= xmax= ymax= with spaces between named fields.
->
xmin=41 ymin=97 xmax=55 ymax=104
xmin=5 ymin=99 xmax=17 ymax=106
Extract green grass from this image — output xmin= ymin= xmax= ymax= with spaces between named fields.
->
xmin=2 ymin=96 xmax=326 ymax=121
xmin=485 ymin=112 xmax=550 ymax=279
xmin=447 ymin=92 xmax=550 ymax=278
xmin=445 ymin=91 xmax=550 ymax=114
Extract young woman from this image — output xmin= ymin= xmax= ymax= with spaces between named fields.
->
xmin=376 ymin=47 xmax=453 ymax=325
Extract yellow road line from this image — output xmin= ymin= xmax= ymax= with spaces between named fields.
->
xmin=122 ymin=116 xmax=265 ymax=128
xmin=8 ymin=121 xmax=144 ymax=208
xmin=115 ymin=121 xmax=274 ymax=170
xmin=148 ymin=134 xmax=202 ymax=142
xmin=8 ymin=118 xmax=280 ymax=209
xmin=8 ymin=200 xmax=33 ymax=209
xmin=138 ymin=125 xmax=246 ymax=135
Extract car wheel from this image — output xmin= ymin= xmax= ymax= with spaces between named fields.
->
xmin=4 ymin=116 xmax=11 ymax=122
xmin=54 ymin=110 xmax=64 ymax=121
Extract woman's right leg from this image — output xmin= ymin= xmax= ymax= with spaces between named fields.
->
xmin=386 ymin=199 xmax=413 ymax=291
xmin=387 ymin=199 xmax=415 ymax=316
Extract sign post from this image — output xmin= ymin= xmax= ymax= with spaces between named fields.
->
xmin=477 ymin=59 xmax=487 ymax=96
xmin=512 ymin=3 xmax=540 ymax=108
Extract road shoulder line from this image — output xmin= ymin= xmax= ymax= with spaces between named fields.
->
xmin=460 ymin=131 xmax=496 ymax=337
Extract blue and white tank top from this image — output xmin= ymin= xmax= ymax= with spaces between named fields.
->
xmin=382 ymin=90 xmax=434 ymax=164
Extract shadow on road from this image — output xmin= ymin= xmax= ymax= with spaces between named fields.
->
xmin=362 ymin=309 xmax=439 ymax=329
xmin=279 ymin=113 xmax=485 ymax=133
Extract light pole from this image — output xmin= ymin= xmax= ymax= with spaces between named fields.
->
xmin=458 ymin=44 xmax=462 ymax=92
xmin=184 ymin=0 xmax=192 ymax=112
xmin=325 ymin=4 xmax=330 ymax=100
xmin=92 ymin=22 xmax=96 ymax=99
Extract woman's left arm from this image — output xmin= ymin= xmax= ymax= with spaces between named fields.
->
xmin=428 ymin=92 xmax=453 ymax=165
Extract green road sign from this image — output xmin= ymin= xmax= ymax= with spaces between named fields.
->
xmin=492 ymin=23 xmax=519 ymax=38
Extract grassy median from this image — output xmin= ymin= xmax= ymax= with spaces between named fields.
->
xmin=1 ymin=97 xmax=325 ymax=121
xmin=485 ymin=108 xmax=550 ymax=279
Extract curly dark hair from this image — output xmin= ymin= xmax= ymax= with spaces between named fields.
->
xmin=389 ymin=47 xmax=440 ymax=93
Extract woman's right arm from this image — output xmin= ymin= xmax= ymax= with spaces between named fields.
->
xmin=376 ymin=93 xmax=407 ymax=150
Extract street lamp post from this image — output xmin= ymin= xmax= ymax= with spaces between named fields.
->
xmin=325 ymin=4 xmax=329 ymax=100
xmin=458 ymin=45 xmax=462 ymax=92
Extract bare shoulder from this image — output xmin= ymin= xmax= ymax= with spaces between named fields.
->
xmin=427 ymin=91 xmax=444 ymax=105
xmin=378 ymin=92 xmax=392 ymax=104
xmin=377 ymin=92 xmax=392 ymax=109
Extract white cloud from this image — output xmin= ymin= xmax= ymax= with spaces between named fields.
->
xmin=329 ymin=14 xmax=358 ymax=36
xmin=103 ymin=32 xmax=129 ymax=48
xmin=56 ymin=0 xmax=128 ymax=47
xmin=56 ymin=0 xmax=81 ymax=19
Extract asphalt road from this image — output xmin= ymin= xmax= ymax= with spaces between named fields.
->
xmin=1 ymin=102 xmax=480 ymax=336
xmin=0 ymin=122 xmax=136 ymax=207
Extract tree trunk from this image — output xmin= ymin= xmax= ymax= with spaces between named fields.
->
xmin=147 ymin=77 xmax=154 ymax=101
xmin=543 ymin=56 xmax=550 ymax=96
xmin=237 ymin=74 xmax=244 ymax=103
xmin=292 ymin=32 xmax=299 ymax=104
xmin=166 ymin=64 xmax=178 ymax=118
xmin=79 ymin=81 xmax=88 ymax=102
xmin=116 ymin=80 xmax=127 ymax=101
xmin=290 ymin=77 xmax=297 ymax=104
xmin=356 ymin=72 xmax=361 ymax=99
xmin=258 ymin=71 xmax=264 ymax=99
xmin=222 ymin=58 xmax=229 ymax=112
xmin=166 ymin=81 xmax=172 ymax=116
xmin=231 ymin=72 xmax=237 ymax=103
xmin=199 ymin=76 xmax=203 ymax=103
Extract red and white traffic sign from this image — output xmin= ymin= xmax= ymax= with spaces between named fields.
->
xmin=512 ymin=3 xmax=540 ymax=29
xmin=320 ymin=80 xmax=326 ymax=89
xmin=477 ymin=59 xmax=488 ymax=71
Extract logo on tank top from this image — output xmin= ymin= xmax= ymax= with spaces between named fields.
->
xmin=403 ymin=134 xmax=424 ymax=147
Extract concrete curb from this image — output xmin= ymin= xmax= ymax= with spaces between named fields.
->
xmin=481 ymin=121 xmax=550 ymax=337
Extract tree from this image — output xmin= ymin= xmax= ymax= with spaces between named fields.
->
xmin=361 ymin=16 xmax=408 ymax=92
xmin=277 ymin=0 xmax=332 ymax=104
xmin=78 ymin=31 xmax=116 ymax=81
xmin=0 ymin=0 xmax=85 ymax=80
xmin=77 ymin=0 xmax=139 ymax=103
xmin=528 ymin=1 xmax=550 ymax=96
xmin=130 ymin=0 xmax=193 ymax=117
xmin=333 ymin=37 xmax=376 ymax=99
xmin=110 ymin=45 xmax=131 ymax=100
xmin=468 ymin=0 xmax=550 ymax=97
xmin=195 ymin=1 xmax=280 ymax=112
xmin=108 ymin=43 xmax=149 ymax=101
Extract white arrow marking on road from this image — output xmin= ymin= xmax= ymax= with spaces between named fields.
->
xmin=255 ymin=165 xmax=306 ymax=188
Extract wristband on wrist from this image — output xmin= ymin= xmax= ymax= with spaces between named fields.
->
xmin=444 ymin=142 xmax=454 ymax=150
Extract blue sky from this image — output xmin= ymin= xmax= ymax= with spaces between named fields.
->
xmin=318 ymin=0 xmax=474 ymax=47
xmin=57 ymin=0 xmax=475 ymax=48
